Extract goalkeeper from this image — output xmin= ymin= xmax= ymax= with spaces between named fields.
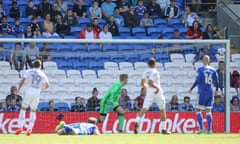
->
xmin=55 ymin=114 xmax=100 ymax=135
xmin=96 ymin=74 xmax=128 ymax=133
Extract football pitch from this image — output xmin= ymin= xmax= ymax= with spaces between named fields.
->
xmin=1 ymin=133 xmax=239 ymax=144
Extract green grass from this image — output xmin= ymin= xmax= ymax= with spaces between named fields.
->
xmin=1 ymin=133 xmax=240 ymax=144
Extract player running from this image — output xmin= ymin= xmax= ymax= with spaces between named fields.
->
xmin=55 ymin=114 xmax=100 ymax=135
xmin=188 ymin=55 xmax=219 ymax=134
xmin=96 ymin=74 xmax=128 ymax=133
xmin=134 ymin=58 xmax=170 ymax=134
xmin=15 ymin=59 xmax=49 ymax=136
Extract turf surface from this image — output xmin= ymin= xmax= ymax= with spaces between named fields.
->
xmin=1 ymin=133 xmax=239 ymax=144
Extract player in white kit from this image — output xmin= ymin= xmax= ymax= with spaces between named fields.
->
xmin=134 ymin=58 xmax=170 ymax=134
xmin=15 ymin=59 xmax=49 ymax=136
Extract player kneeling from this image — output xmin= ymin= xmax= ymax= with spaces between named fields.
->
xmin=55 ymin=114 xmax=100 ymax=135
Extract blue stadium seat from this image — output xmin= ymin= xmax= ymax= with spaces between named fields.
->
xmin=102 ymin=44 xmax=118 ymax=52
xmin=111 ymin=55 xmax=126 ymax=63
xmin=55 ymin=102 xmax=70 ymax=112
xmin=65 ymin=56 xmax=80 ymax=63
xmin=57 ymin=61 xmax=73 ymax=70
xmin=89 ymin=62 xmax=104 ymax=71
xmin=178 ymin=27 xmax=187 ymax=38
xmin=71 ymin=44 xmax=87 ymax=52
xmin=139 ymin=53 xmax=153 ymax=62
xmin=155 ymin=53 xmax=170 ymax=63
xmin=133 ymin=44 xmax=149 ymax=51
xmin=95 ymin=55 xmax=110 ymax=62
xmin=118 ymin=44 xmax=133 ymax=51
xmin=170 ymin=18 xmax=184 ymax=29
xmin=81 ymin=55 xmax=96 ymax=62
xmin=125 ymin=54 xmax=139 ymax=63
xmin=87 ymin=44 xmax=101 ymax=52
xmin=147 ymin=27 xmax=162 ymax=37
xmin=118 ymin=27 xmax=131 ymax=36
xmin=98 ymin=18 xmax=106 ymax=26
xmin=132 ymin=27 xmax=146 ymax=36
xmin=37 ymin=102 xmax=48 ymax=112
xmin=154 ymin=18 xmax=167 ymax=27
xmin=162 ymin=27 xmax=174 ymax=38
xmin=57 ymin=44 xmax=72 ymax=52
xmin=78 ymin=18 xmax=90 ymax=27
xmin=70 ymin=26 xmax=81 ymax=37
xmin=73 ymin=62 xmax=89 ymax=70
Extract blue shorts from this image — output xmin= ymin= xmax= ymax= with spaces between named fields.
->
xmin=197 ymin=92 xmax=213 ymax=108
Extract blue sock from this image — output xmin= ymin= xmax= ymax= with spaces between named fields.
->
xmin=206 ymin=113 xmax=212 ymax=132
xmin=196 ymin=112 xmax=203 ymax=130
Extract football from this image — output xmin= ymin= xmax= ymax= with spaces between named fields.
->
xmin=217 ymin=48 xmax=226 ymax=56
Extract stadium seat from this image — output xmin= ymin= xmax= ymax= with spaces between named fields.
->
xmin=67 ymin=70 xmax=82 ymax=79
xmin=60 ymin=78 xmax=76 ymax=87
xmin=154 ymin=18 xmax=167 ymax=27
xmin=55 ymin=102 xmax=70 ymax=112
xmin=91 ymin=78 xmax=108 ymax=88
xmin=170 ymin=53 xmax=185 ymax=62
xmin=78 ymin=18 xmax=90 ymax=27
xmin=87 ymin=44 xmax=101 ymax=52
xmin=102 ymin=44 xmax=118 ymax=52
xmin=57 ymin=44 xmax=72 ymax=52
xmin=0 ymin=61 xmax=11 ymax=70
xmin=48 ymin=78 xmax=60 ymax=88
xmin=134 ymin=62 xmax=148 ymax=71
xmin=132 ymin=27 xmax=146 ymax=36
xmin=50 ymin=70 xmax=67 ymax=79
xmin=125 ymin=54 xmax=139 ymax=63
xmin=69 ymin=87 xmax=86 ymax=97
xmin=118 ymin=27 xmax=131 ymax=36
xmin=230 ymin=62 xmax=239 ymax=72
xmin=76 ymin=79 xmax=92 ymax=88
xmin=81 ymin=55 xmax=96 ymax=62
xmin=0 ymin=78 xmax=13 ymax=89
xmin=73 ymin=62 xmax=89 ymax=70
xmin=231 ymin=53 xmax=240 ymax=62
xmin=97 ymin=69 xmax=113 ymax=79
xmin=53 ymin=87 xmax=69 ymax=100
xmin=147 ymin=27 xmax=162 ymax=37
xmin=71 ymin=44 xmax=87 ymax=52
xmin=43 ymin=61 xmax=58 ymax=70
xmin=156 ymin=62 xmax=165 ymax=71
xmin=128 ymin=70 xmax=142 ymax=80
xmin=95 ymin=55 xmax=110 ymax=62
xmin=160 ymin=70 xmax=174 ymax=79
xmin=88 ymin=62 xmax=104 ymax=71
xmin=180 ymin=62 xmax=194 ymax=71
xmin=170 ymin=18 xmax=184 ymax=28
xmin=82 ymin=70 xmax=97 ymax=79
xmin=139 ymin=53 xmax=154 ymax=62
xmin=185 ymin=53 xmax=195 ymax=63
xmin=111 ymin=55 xmax=126 ymax=63
xmin=4 ymin=70 xmax=20 ymax=79
xmin=37 ymin=102 xmax=49 ymax=112
xmin=119 ymin=62 xmax=134 ymax=71
xmin=155 ymin=53 xmax=170 ymax=63
xmin=164 ymin=62 xmax=181 ymax=71
xmin=162 ymin=27 xmax=174 ymax=38
xmin=118 ymin=44 xmax=133 ymax=51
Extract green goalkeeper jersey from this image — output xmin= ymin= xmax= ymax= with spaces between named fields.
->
xmin=101 ymin=81 xmax=123 ymax=108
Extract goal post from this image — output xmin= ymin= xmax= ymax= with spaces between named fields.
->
xmin=0 ymin=38 xmax=231 ymax=133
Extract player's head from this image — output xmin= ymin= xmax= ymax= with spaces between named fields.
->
xmin=148 ymin=58 xmax=156 ymax=68
xmin=119 ymin=74 xmax=128 ymax=85
xmin=33 ymin=59 xmax=41 ymax=69
xmin=202 ymin=55 xmax=210 ymax=65
xmin=88 ymin=117 xmax=97 ymax=124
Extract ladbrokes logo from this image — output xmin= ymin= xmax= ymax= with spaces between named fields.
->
xmin=0 ymin=113 xmax=29 ymax=134
xmin=102 ymin=113 xmax=205 ymax=134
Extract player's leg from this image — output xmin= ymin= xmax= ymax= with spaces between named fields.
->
xmin=114 ymin=106 xmax=126 ymax=133
xmin=96 ymin=99 xmax=109 ymax=123
xmin=26 ymin=96 xmax=39 ymax=136
xmin=195 ymin=93 xmax=205 ymax=134
xmin=156 ymin=95 xmax=170 ymax=134
xmin=205 ymin=96 xmax=213 ymax=134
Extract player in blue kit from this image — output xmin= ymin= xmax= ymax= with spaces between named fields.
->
xmin=55 ymin=114 xmax=100 ymax=135
xmin=188 ymin=55 xmax=219 ymax=134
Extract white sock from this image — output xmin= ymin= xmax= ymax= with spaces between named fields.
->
xmin=18 ymin=109 xmax=26 ymax=128
xmin=136 ymin=116 xmax=142 ymax=124
xmin=28 ymin=112 xmax=36 ymax=131
xmin=160 ymin=121 xmax=166 ymax=130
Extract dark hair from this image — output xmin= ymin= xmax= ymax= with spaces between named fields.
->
xmin=184 ymin=96 xmax=190 ymax=101
xmin=120 ymin=74 xmax=128 ymax=81
xmin=231 ymin=96 xmax=239 ymax=104
xmin=148 ymin=58 xmax=156 ymax=67
xmin=15 ymin=42 xmax=21 ymax=46
xmin=75 ymin=96 xmax=80 ymax=101
xmin=33 ymin=59 xmax=41 ymax=68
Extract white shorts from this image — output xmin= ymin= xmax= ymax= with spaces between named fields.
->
xmin=22 ymin=89 xmax=40 ymax=110
xmin=143 ymin=88 xmax=166 ymax=110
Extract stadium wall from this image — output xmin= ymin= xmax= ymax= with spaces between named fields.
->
xmin=0 ymin=112 xmax=239 ymax=134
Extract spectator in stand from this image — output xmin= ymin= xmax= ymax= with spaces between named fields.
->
xmin=78 ymin=23 xmax=99 ymax=39
xmin=63 ymin=8 xmax=78 ymax=26
xmin=171 ymin=29 xmax=181 ymax=39
xmin=182 ymin=6 xmax=202 ymax=28
xmin=135 ymin=0 xmax=147 ymax=20
xmin=119 ymin=88 xmax=131 ymax=111
xmin=55 ymin=0 xmax=68 ymax=17
xmin=0 ymin=102 xmax=7 ymax=112
xmin=0 ymin=44 xmax=7 ymax=61
xmin=9 ymin=1 xmax=20 ymax=19
xmin=156 ymin=0 xmax=170 ymax=10
xmin=39 ymin=43 xmax=51 ymax=63
xmin=0 ymin=3 xmax=6 ymax=20
xmin=101 ymin=0 xmax=116 ymax=19
xmin=86 ymin=88 xmax=100 ymax=111
xmin=99 ymin=24 xmax=112 ymax=39
xmin=230 ymin=96 xmax=240 ymax=111
xmin=192 ymin=48 xmax=204 ymax=66
xmin=73 ymin=0 xmax=86 ymax=18
xmin=37 ymin=0 xmax=52 ymax=18
xmin=45 ymin=100 xmax=58 ymax=112
xmin=231 ymin=70 xmax=240 ymax=95
xmin=180 ymin=96 xmax=195 ymax=112
xmin=40 ymin=13 xmax=54 ymax=35
xmin=54 ymin=15 xmax=71 ymax=37
xmin=108 ymin=15 xmax=119 ymax=36
xmin=29 ymin=17 xmax=41 ymax=37
xmin=217 ymin=61 xmax=225 ymax=93
xmin=140 ymin=11 xmax=154 ymax=27
xmin=71 ymin=96 xmax=86 ymax=112
xmin=191 ymin=0 xmax=202 ymax=12
xmin=203 ymin=24 xmax=219 ymax=39
xmin=212 ymin=95 xmax=224 ymax=112
xmin=123 ymin=5 xmax=139 ymax=28
xmin=166 ymin=95 xmax=180 ymax=112
xmin=50 ymin=3 xmax=63 ymax=23
xmin=5 ymin=86 xmax=23 ymax=107
xmin=89 ymin=1 xmax=102 ymax=20
xmin=7 ymin=98 xmax=20 ymax=112
xmin=25 ymin=0 xmax=38 ymax=19
xmin=24 ymin=25 xmax=34 ymax=38
xmin=186 ymin=20 xmax=202 ymax=39
xmin=92 ymin=18 xmax=101 ymax=35
xmin=117 ymin=0 xmax=129 ymax=14
xmin=24 ymin=42 xmax=39 ymax=69
xmin=11 ymin=18 xmax=24 ymax=37
xmin=10 ymin=43 xmax=25 ymax=71
xmin=147 ymin=0 xmax=162 ymax=18
xmin=0 ymin=16 xmax=12 ymax=36
xmin=113 ymin=7 xmax=125 ymax=27
xmin=134 ymin=88 xmax=146 ymax=111
xmin=164 ymin=0 xmax=179 ymax=26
